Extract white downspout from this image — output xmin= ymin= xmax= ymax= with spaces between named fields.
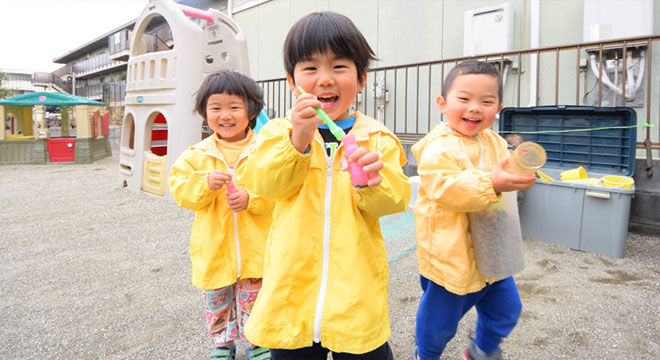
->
xmin=528 ymin=0 xmax=540 ymax=107
xmin=227 ymin=0 xmax=232 ymax=18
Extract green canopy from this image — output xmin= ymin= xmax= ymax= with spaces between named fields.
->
xmin=0 ymin=91 xmax=105 ymax=106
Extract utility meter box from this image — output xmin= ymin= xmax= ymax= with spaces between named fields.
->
xmin=464 ymin=3 xmax=514 ymax=56
xmin=583 ymin=0 xmax=653 ymax=41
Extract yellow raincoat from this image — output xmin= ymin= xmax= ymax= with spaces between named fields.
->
xmin=412 ymin=124 xmax=509 ymax=295
xmin=237 ymin=112 xmax=410 ymax=354
xmin=168 ymin=131 xmax=274 ymax=290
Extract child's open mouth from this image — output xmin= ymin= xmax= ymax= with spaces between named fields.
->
xmin=318 ymin=95 xmax=338 ymax=109
xmin=463 ymin=118 xmax=481 ymax=126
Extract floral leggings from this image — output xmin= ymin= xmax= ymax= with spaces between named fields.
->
xmin=203 ymin=278 xmax=262 ymax=348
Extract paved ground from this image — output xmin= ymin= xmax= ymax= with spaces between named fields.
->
xmin=1 ymin=151 xmax=659 ymax=359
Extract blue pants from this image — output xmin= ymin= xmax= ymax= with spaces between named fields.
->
xmin=415 ymin=275 xmax=521 ymax=359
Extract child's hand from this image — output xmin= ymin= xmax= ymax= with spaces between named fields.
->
xmin=341 ymin=146 xmax=384 ymax=187
xmin=208 ymin=170 xmax=232 ymax=190
xmin=491 ymin=157 xmax=537 ymax=194
xmin=227 ymin=188 xmax=249 ymax=212
xmin=290 ymin=92 xmax=324 ymax=153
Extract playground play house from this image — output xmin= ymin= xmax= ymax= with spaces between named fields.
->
xmin=0 ymin=92 xmax=111 ymax=164
xmin=118 ymin=0 xmax=249 ymax=200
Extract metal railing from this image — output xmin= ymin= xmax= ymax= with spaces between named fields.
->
xmin=256 ymin=35 xmax=660 ymax=154
xmin=72 ymin=52 xmax=125 ymax=76
xmin=74 ymin=81 xmax=126 ymax=104
xmin=32 ymin=72 xmax=72 ymax=93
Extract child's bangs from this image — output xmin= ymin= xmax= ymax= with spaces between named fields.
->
xmin=294 ymin=19 xmax=353 ymax=63
xmin=208 ymin=75 xmax=246 ymax=99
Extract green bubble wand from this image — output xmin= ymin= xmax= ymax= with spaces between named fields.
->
xmin=297 ymin=86 xmax=346 ymax=140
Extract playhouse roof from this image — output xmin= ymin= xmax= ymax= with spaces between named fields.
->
xmin=0 ymin=92 xmax=105 ymax=106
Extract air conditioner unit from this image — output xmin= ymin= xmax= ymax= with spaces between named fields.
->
xmin=464 ymin=3 xmax=514 ymax=57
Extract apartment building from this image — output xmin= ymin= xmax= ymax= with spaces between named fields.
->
xmin=0 ymin=69 xmax=68 ymax=96
xmin=46 ymin=0 xmax=228 ymax=125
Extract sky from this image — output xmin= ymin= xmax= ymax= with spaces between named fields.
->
xmin=0 ymin=0 xmax=148 ymax=73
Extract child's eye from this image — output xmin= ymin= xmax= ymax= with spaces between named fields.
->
xmin=303 ymin=66 xmax=316 ymax=71
xmin=334 ymin=64 xmax=347 ymax=70
xmin=458 ymin=97 xmax=469 ymax=102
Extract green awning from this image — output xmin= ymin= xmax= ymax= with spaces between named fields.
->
xmin=0 ymin=92 xmax=105 ymax=106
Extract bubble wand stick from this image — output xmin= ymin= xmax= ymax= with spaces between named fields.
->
xmin=296 ymin=86 xmax=369 ymax=186
xmin=297 ymin=86 xmax=346 ymax=140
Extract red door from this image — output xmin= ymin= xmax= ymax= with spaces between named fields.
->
xmin=151 ymin=113 xmax=168 ymax=156
xmin=48 ymin=138 xmax=76 ymax=162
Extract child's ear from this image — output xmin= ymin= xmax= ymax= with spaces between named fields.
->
xmin=497 ymin=103 xmax=504 ymax=113
xmin=436 ymin=96 xmax=447 ymax=113
xmin=286 ymin=73 xmax=299 ymax=95
xmin=357 ymin=72 xmax=367 ymax=92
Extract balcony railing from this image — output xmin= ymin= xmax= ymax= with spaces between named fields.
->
xmin=73 ymin=52 xmax=125 ymax=78
xmin=257 ymin=34 xmax=660 ymax=156
xmin=74 ymin=81 xmax=126 ymax=104
xmin=109 ymin=29 xmax=131 ymax=56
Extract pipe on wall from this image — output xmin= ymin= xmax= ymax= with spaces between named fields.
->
xmin=528 ymin=0 xmax=539 ymax=106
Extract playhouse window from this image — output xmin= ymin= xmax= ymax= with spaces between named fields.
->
xmin=122 ymin=113 xmax=135 ymax=150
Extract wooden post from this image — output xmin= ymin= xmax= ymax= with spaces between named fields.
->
xmin=74 ymin=105 xmax=92 ymax=138
xmin=34 ymin=105 xmax=49 ymax=139
xmin=61 ymin=106 xmax=70 ymax=137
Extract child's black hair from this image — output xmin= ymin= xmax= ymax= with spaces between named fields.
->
xmin=283 ymin=12 xmax=376 ymax=84
xmin=193 ymin=71 xmax=264 ymax=129
xmin=504 ymin=133 xmax=526 ymax=151
xmin=442 ymin=61 xmax=503 ymax=104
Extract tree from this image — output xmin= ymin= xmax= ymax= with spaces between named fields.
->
xmin=0 ymin=72 xmax=13 ymax=99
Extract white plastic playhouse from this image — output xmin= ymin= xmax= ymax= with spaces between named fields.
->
xmin=118 ymin=0 xmax=249 ymax=200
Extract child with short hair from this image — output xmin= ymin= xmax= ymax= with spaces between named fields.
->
xmin=237 ymin=11 xmax=411 ymax=360
xmin=411 ymin=61 xmax=537 ymax=360
xmin=168 ymin=70 xmax=274 ymax=360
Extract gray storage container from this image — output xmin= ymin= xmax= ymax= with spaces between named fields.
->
xmin=500 ymin=106 xmax=636 ymax=258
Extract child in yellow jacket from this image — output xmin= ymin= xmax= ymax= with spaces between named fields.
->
xmin=237 ymin=12 xmax=410 ymax=360
xmin=411 ymin=61 xmax=536 ymax=360
xmin=168 ymin=71 xmax=274 ymax=360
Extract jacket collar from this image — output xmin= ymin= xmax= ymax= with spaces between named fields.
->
xmin=192 ymin=130 xmax=255 ymax=164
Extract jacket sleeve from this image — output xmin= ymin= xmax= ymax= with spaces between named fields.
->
xmin=245 ymin=188 xmax=275 ymax=215
xmin=417 ymin=139 xmax=500 ymax=213
xmin=353 ymin=133 xmax=411 ymax=218
xmin=167 ymin=149 xmax=218 ymax=211
xmin=237 ymin=119 xmax=312 ymax=201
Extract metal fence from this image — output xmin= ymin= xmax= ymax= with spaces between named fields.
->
xmin=257 ymin=35 xmax=660 ymax=157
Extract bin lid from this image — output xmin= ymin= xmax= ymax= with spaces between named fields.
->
xmin=499 ymin=106 xmax=636 ymax=176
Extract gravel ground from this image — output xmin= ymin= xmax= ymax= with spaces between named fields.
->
xmin=1 ymin=151 xmax=659 ymax=360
